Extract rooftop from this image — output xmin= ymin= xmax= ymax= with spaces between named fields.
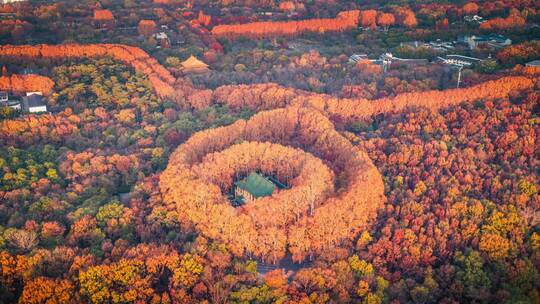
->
xmin=526 ymin=60 xmax=540 ymax=67
xmin=181 ymin=55 xmax=209 ymax=69
xmin=23 ymin=94 xmax=45 ymax=108
xmin=235 ymin=172 xmax=276 ymax=199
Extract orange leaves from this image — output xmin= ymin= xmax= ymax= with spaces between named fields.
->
xmin=41 ymin=222 xmax=65 ymax=239
xmin=211 ymin=10 xmax=360 ymax=39
xmin=204 ymin=76 xmax=534 ymax=125
xmin=138 ymin=20 xmax=157 ymax=37
xmin=0 ymin=19 xmax=31 ymax=36
xmin=0 ymin=74 xmax=54 ymax=96
xmin=279 ymin=1 xmax=303 ymax=12
xmin=0 ymin=44 xmax=176 ymax=100
xmin=211 ymin=83 xmax=301 ymax=111
xmin=18 ymin=277 xmax=75 ymax=304
xmin=479 ymin=233 xmax=511 ymax=260
xmin=159 ymin=74 xmax=534 ymax=263
xmin=480 ymin=10 xmax=526 ymax=30
xmin=327 ymin=76 xmax=534 ymax=123
xmin=115 ymin=108 xmax=136 ymax=124
xmin=0 ymin=111 xmax=79 ymax=145
xmin=160 ymin=107 xmax=385 ymax=262
xmin=193 ymin=141 xmax=334 ymax=226
xmin=360 ymin=10 xmax=377 ymax=28
xmin=197 ymin=11 xmax=212 ymax=27
xmin=187 ymin=89 xmax=213 ymax=110
xmin=93 ymin=9 xmax=114 ymax=21
xmin=358 ymin=9 xmax=400 ymax=30
xmin=497 ymin=41 xmax=540 ymax=65
xmin=0 ymin=251 xmax=29 ymax=291
xmin=356 ymin=60 xmax=383 ymax=75
xmin=463 ymin=2 xmax=479 ymax=15
xmin=393 ymin=7 xmax=417 ymax=28
xmin=59 ymin=150 xmax=140 ymax=194
xmin=436 ymin=18 xmax=449 ymax=29
xmin=377 ymin=12 xmax=396 ymax=28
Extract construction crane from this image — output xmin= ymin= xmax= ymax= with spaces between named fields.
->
xmin=381 ymin=53 xmax=393 ymax=73
xmin=456 ymin=64 xmax=464 ymax=88
xmin=437 ymin=56 xmax=469 ymax=88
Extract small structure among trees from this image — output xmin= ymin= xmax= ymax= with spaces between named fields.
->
xmin=154 ymin=32 xmax=170 ymax=48
xmin=180 ymin=55 xmax=209 ymax=74
xmin=22 ymin=92 xmax=46 ymax=113
xmin=234 ymin=172 xmax=276 ymax=203
xmin=0 ymin=91 xmax=21 ymax=111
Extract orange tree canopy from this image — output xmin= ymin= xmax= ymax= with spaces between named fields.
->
xmin=94 ymin=9 xmax=114 ymax=21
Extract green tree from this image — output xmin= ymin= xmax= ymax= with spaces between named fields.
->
xmin=96 ymin=201 xmax=124 ymax=227
xmin=475 ymin=59 xmax=499 ymax=74
xmin=349 ymin=255 xmax=374 ymax=277
xmin=454 ymin=250 xmax=491 ymax=301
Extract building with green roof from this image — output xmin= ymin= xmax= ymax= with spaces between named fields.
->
xmin=234 ymin=172 xmax=276 ymax=203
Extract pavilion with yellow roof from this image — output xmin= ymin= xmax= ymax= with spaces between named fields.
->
xmin=181 ymin=55 xmax=210 ymax=74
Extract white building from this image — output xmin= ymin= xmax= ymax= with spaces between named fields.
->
xmin=464 ymin=15 xmax=485 ymax=24
xmin=526 ymin=60 xmax=540 ymax=67
xmin=0 ymin=0 xmax=27 ymax=4
xmin=458 ymin=35 xmax=512 ymax=50
xmin=0 ymin=91 xmax=21 ymax=111
xmin=22 ymin=92 xmax=47 ymax=113
xmin=349 ymin=54 xmax=369 ymax=63
xmin=7 ymin=100 xmax=21 ymax=111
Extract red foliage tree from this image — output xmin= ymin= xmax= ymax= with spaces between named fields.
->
xmin=0 ymin=74 xmax=54 ymax=95
xmin=376 ymin=12 xmax=395 ymax=30
xmin=211 ymin=10 xmax=360 ymax=40
xmin=138 ymin=20 xmax=157 ymax=38
xmin=197 ymin=11 xmax=212 ymax=27
xmin=360 ymin=10 xmax=378 ymax=29
xmin=0 ymin=44 xmax=176 ymax=100
xmin=480 ymin=10 xmax=525 ymax=30
xmin=463 ymin=2 xmax=479 ymax=15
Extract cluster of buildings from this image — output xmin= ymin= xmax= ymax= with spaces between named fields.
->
xmin=0 ymin=0 xmax=26 ymax=3
xmin=400 ymin=39 xmax=455 ymax=52
xmin=142 ymin=25 xmax=186 ymax=49
xmin=401 ymin=34 xmax=511 ymax=54
xmin=350 ymin=52 xmax=484 ymax=67
xmin=0 ymin=91 xmax=47 ymax=113
xmin=457 ymin=34 xmax=512 ymax=50
xmin=348 ymin=50 xmax=488 ymax=86
xmin=464 ymin=15 xmax=485 ymax=24
xmin=349 ymin=52 xmax=428 ymax=72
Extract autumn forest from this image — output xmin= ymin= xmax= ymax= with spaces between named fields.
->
xmin=0 ymin=0 xmax=539 ymax=303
